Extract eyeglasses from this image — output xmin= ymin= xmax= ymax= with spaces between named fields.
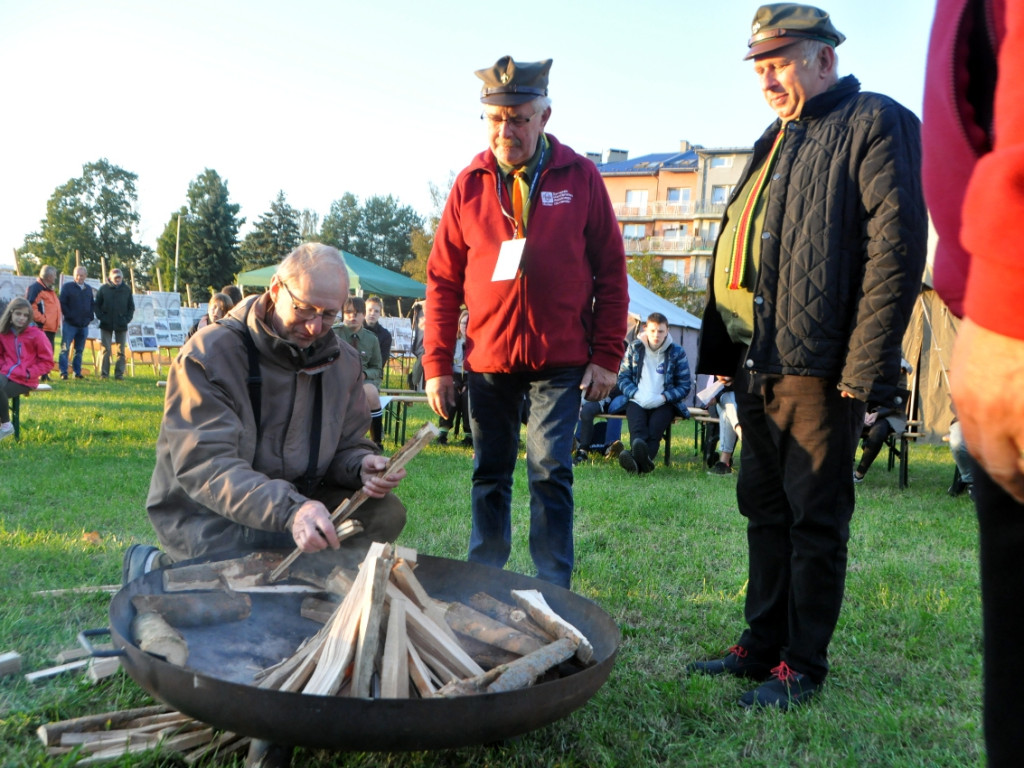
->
xmin=280 ymin=281 xmax=340 ymax=324
xmin=481 ymin=111 xmax=540 ymax=128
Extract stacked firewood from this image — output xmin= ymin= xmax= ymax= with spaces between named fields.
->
xmin=37 ymin=706 xmax=250 ymax=764
xmin=255 ymin=541 xmax=594 ymax=698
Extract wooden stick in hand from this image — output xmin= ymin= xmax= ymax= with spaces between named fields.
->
xmin=268 ymin=422 xmax=439 ymax=582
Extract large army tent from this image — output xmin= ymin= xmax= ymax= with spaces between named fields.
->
xmin=236 ymin=251 xmax=425 ymax=300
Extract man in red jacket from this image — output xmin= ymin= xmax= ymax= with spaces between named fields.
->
xmin=424 ymin=55 xmax=629 ymax=590
xmin=923 ymin=1 xmax=1022 ymax=764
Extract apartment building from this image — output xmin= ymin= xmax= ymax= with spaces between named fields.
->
xmin=593 ymin=141 xmax=751 ymax=290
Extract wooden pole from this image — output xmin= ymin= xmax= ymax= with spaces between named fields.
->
xmin=186 ymin=284 xmax=192 ymax=306
xmin=75 ymin=249 xmax=80 ymax=268
xmin=100 ymin=256 xmax=107 ymax=281
xmin=129 ymin=266 xmax=137 ymax=294
xmin=156 ymin=269 xmax=163 ymax=292
xmin=12 ymin=248 xmax=20 ymax=275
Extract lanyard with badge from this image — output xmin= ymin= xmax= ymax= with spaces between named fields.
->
xmin=492 ymin=140 xmax=546 ymax=281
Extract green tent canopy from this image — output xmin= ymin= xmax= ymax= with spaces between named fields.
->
xmin=235 ymin=250 xmax=425 ymax=299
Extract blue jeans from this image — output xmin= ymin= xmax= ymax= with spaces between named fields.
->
xmin=467 ymin=366 xmax=584 ymax=589
xmin=59 ymin=322 xmax=89 ymax=377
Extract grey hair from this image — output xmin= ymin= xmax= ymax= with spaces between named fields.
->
xmin=276 ymin=242 xmax=347 ymax=284
xmin=798 ymin=39 xmax=839 ymax=78
xmin=531 ymin=95 xmax=552 ymax=114
xmin=39 ymin=265 xmax=57 ymax=279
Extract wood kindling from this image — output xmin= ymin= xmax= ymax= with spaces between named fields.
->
xmin=258 ymin=543 xmax=594 ymax=701
xmin=268 ymin=421 xmax=440 ymax=582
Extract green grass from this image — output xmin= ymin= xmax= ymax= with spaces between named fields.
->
xmin=0 ymin=360 xmax=984 ymax=766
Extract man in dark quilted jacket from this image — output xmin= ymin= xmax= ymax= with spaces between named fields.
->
xmin=689 ymin=4 xmax=927 ymax=710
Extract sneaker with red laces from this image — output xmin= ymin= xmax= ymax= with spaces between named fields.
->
xmin=739 ymin=661 xmax=821 ymax=710
xmin=687 ymin=644 xmax=776 ymax=681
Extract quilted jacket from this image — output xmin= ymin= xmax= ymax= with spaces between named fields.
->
xmin=697 ymin=75 xmax=928 ymax=409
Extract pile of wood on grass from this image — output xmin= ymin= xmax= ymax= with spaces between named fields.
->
xmin=37 ymin=705 xmax=250 ymax=764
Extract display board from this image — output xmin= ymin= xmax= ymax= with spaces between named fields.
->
xmin=380 ymin=317 xmax=413 ymax=354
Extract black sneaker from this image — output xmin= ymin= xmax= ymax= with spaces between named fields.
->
xmin=739 ymin=662 xmax=821 ymax=710
xmin=687 ymin=644 xmax=776 ymax=681
xmin=618 ymin=450 xmax=638 ymax=474
xmin=708 ymin=461 xmax=733 ymax=475
xmin=632 ymin=439 xmax=655 ymax=473
xmin=60 ymin=373 xmax=69 ymax=380
xmin=437 ymin=432 xmax=449 ymax=446
xmin=573 ymin=449 xmax=589 ymax=465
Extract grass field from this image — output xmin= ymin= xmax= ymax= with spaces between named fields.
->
xmin=0 ymin=359 xmax=984 ymax=767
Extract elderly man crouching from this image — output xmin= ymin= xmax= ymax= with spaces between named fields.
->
xmin=127 ymin=243 xmax=407 ymax=583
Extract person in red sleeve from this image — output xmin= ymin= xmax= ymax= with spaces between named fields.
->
xmin=25 ymin=265 xmax=60 ymax=381
xmin=424 ymin=55 xmax=629 ymax=590
xmin=0 ymin=297 xmax=54 ymax=440
xmin=923 ymin=1 xmax=1023 ymax=764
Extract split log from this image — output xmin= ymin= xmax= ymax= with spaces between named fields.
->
xmin=455 ymin=634 xmax=521 ymax=670
xmin=300 ymin=542 xmax=390 ymax=696
xmin=132 ymin=611 xmax=188 ymax=666
xmin=395 ymin=545 xmax=418 ymax=565
xmin=33 ymin=584 xmax=120 ymax=597
xmin=406 ymin=643 xmax=437 ymax=697
xmin=269 ymin=422 xmax=439 ymax=582
xmin=467 ymin=592 xmax=556 ymax=643
xmin=24 ymin=659 xmax=89 ymax=682
xmin=0 ymin=651 xmax=22 ymax=676
xmin=86 ymin=657 xmax=121 ymax=683
xmin=511 ymin=589 xmax=594 ymax=664
xmin=391 ymin=559 xmax=458 ymax=641
xmin=130 ymin=591 xmax=252 ymax=627
xmin=380 ymin=597 xmax=409 ymax=698
xmin=436 ymin=637 xmax=579 ymax=697
xmin=163 ymin=552 xmax=283 ymax=592
xmin=351 ymin=551 xmax=392 ymax=698
xmin=37 ymin=705 xmax=173 ymax=747
xmin=444 ymin=601 xmax=544 ymax=657
xmin=300 ymin=596 xmax=340 ymax=624
xmin=400 ymin=587 xmax=485 ymax=679
xmin=54 ymin=646 xmax=112 ymax=664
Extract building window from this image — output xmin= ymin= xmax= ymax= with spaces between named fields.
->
xmin=710 ymin=156 xmax=733 ymax=168
xmin=711 ymin=185 xmax=732 ymax=206
xmin=662 ymin=259 xmax=685 ymax=276
xmin=667 ymin=188 xmax=691 ymax=203
xmin=663 ymin=225 xmax=687 ymax=239
xmin=623 ymin=224 xmax=645 ymax=239
xmin=625 ymin=189 xmax=648 ymax=214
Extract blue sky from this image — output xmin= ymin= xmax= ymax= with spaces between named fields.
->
xmin=0 ymin=0 xmax=937 ymax=268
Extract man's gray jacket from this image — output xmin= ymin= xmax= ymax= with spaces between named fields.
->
xmin=697 ymin=75 xmax=928 ymax=409
xmin=146 ymin=294 xmax=376 ymax=561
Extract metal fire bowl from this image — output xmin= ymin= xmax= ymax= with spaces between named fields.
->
xmin=102 ymin=554 xmax=620 ymax=752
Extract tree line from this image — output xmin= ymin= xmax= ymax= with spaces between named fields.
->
xmin=15 ymin=159 xmax=438 ymax=298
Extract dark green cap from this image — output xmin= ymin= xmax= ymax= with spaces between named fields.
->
xmin=745 ymin=3 xmax=845 ymax=60
xmin=475 ymin=55 xmax=552 ymax=106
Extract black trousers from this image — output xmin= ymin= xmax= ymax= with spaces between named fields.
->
xmin=974 ymin=467 xmax=1024 ymax=767
xmin=734 ymin=373 xmax=864 ymax=682
xmin=625 ymin=401 xmax=675 ymax=458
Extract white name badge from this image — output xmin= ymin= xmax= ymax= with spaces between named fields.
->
xmin=492 ymin=238 xmax=526 ymax=281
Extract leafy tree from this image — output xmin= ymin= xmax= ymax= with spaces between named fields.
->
xmin=181 ymin=169 xmax=244 ymax=294
xmin=320 ymin=193 xmax=361 ymax=253
xmin=239 ymin=191 xmax=301 ymax=270
xmin=32 ymin=158 xmax=142 ymax=276
xmin=402 ymin=175 xmax=454 ymax=282
xmin=627 ymin=252 xmax=706 ymax=315
xmin=356 ymin=194 xmax=422 ymax=272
